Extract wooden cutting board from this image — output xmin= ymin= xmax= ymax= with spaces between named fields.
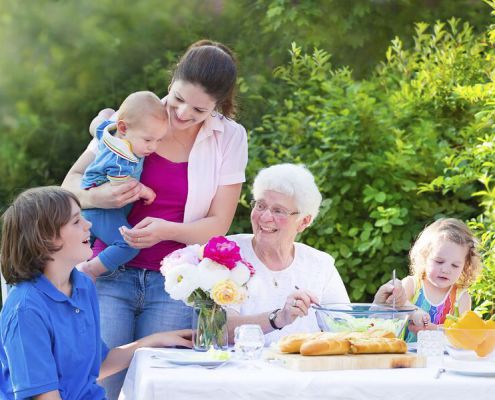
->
xmin=264 ymin=349 xmax=426 ymax=371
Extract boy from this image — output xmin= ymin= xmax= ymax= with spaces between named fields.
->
xmin=0 ymin=186 xmax=190 ymax=399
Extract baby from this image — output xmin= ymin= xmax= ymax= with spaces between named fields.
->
xmin=79 ymin=91 xmax=167 ymax=279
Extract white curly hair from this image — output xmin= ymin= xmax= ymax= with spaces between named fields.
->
xmin=252 ymin=163 xmax=322 ymax=224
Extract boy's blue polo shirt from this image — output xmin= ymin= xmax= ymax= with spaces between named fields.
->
xmin=0 ymin=269 xmax=109 ymax=400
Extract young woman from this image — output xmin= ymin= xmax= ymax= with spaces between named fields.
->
xmin=62 ymin=40 xmax=248 ymax=399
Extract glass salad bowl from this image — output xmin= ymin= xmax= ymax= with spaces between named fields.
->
xmin=314 ymin=303 xmax=416 ymax=338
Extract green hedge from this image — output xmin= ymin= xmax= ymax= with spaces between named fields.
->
xmin=233 ymin=18 xmax=494 ymax=305
xmin=1 ymin=1 xmax=494 ymax=309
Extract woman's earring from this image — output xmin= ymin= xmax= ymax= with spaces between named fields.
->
xmin=211 ymin=110 xmax=218 ymax=117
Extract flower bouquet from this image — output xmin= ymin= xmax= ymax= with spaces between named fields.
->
xmin=161 ymin=236 xmax=255 ymax=351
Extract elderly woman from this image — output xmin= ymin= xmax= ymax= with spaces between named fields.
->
xmin=227 ymin=164 xmax=350 ymax=344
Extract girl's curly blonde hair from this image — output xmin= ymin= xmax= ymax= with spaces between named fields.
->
xmin=409 ymin=218 xmax=482 ymax=288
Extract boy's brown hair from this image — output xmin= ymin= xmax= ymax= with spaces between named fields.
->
xmin=1 ymin=186 xmax=80 ymax=284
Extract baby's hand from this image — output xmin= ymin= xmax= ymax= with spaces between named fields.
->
xmin=139 ymin=184 xmax=156 ymax=205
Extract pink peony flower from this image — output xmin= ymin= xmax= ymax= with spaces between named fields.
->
xmin=203 ymin=236 xmax=241 ymax=270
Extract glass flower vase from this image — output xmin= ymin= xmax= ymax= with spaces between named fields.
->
xmin=192 ymin=299 xmax=228 ymax=351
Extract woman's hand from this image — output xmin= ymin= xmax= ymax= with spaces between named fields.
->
xmin=374 ymin=279 xmax=407 ymax=306
xmin=120 ymin=217 xmax=175 ymax=248
xmin=88 ymin=179 xmax=142 ymax=209
xmin=276 ymin=289 xmax=320 ymax=328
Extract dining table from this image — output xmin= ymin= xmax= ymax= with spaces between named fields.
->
xmin=119 ymin=347 xmax=495 ymax=400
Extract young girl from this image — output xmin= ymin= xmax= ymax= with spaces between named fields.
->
xmin=0 ymin=187 xmax=191 ymax=400
xmin=399 ymin=218 xmax=482 ymax=342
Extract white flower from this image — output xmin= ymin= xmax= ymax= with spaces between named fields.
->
xmin=197 ymin=244 xmax=205 ymax=259
xmin=197 ymin=258 xmax=230 ymax=291
xmin=164 ymin=263 xmax=199 ymax=301
xmin=161 ymin=245 xmax=201 ymax=276
xmin=229 ymin=261 xmax=251 ymax=286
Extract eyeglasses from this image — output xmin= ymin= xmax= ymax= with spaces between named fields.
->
xmin=250 ymin=200 xmax=300 ymax=219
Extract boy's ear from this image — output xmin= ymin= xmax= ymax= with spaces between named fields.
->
xmin=117 ymin=120 xmax=127 ymax=135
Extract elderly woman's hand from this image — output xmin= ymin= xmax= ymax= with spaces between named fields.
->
xmin=120 ymin=217 xmax=174 ymax=249
xmin=88 ymin=179 xmax=142 ymax=209
xmin=374 ymin=279 xmax=407 ymax=306
xmin=276 ymin=289 xmax=320 ymax=328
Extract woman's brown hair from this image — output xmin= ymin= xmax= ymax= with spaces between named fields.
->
xmin=172 ymin=39 xmax=238 ymax=118
xmin=1 ymin=186 xmax=80 ymax=284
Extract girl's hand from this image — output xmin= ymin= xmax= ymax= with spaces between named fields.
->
xmin=89 ymin=179 xmax=141 ymax=209
xmin=120 ymin=217 xmax=174 ymax=248
xmin=277 ymin=289 xmax=320 ymax=328
xmin=408 ymin=310 xmax=434 ymax=334
xmin=407 ymin=320 xmax=436 ymax=334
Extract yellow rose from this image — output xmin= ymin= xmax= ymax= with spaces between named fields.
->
xmin=211 ymin=279 xmax=242 ymax=305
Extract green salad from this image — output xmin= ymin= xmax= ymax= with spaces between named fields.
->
xmin=324 ymin=316 xmax=406 ymax=336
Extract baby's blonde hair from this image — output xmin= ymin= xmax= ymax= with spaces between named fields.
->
xmin=409 ymin=218 xmax=481 ymax=288
xmin=117 ymin=91 xmax=165 ymax=127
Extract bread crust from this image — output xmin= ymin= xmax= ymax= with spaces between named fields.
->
xmin=300 ymin=338 xmax=350 ymax=356
xmin=349 ymin=338 xmax=407 ymax=354
xmin=366 ymin=328 xmax=396 ymax=339
xmin=278 ymin=331 xmax=406 ymax=356
xmin=278 ymin=333 xmax=323 ymax=353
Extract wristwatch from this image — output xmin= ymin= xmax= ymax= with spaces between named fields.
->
xmin=269 ymin=308 xmax=282 ymax=330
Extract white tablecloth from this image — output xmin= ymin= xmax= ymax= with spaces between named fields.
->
xmin=119 ymin=348 xmax=495 ymax=400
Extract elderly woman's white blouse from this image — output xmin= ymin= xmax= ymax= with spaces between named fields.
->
xmin=228 ymin=234 xmax=350 ymax=345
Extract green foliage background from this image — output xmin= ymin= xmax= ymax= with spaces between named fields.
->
xmin=1 ymin=0 xmax=494 ymax=311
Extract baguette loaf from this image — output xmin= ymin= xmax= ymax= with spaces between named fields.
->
xmin=278 ymin=333 xmax=323 ymax=353
xmin=349 ymin=337 xmax=407 ymax=354
xmin=366 ymin=328 xmax=396 ymax=339
xmin=300 ymin=338 xmax=350 ymax=356
xmin=337 ymin=329 xmax=396 ymax=340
